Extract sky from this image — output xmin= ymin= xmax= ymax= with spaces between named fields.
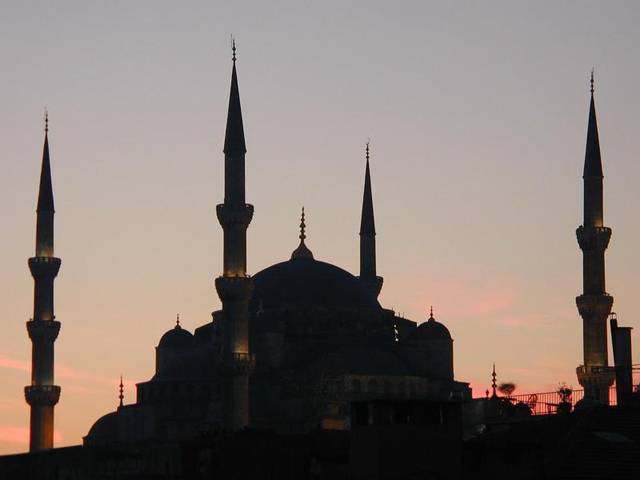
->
xmin=1 ymin=0 xmax=640 ymax=454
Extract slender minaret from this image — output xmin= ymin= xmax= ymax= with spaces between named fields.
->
xmin=358 ymin=142 xmax=383 ymax=298
xmin=214 ymin=40 xmax=255 ymax=430
xmin=25 ymin=112 xmax=62 ymax=452
xmin=575 ymin=72 xmax=615 ymax=403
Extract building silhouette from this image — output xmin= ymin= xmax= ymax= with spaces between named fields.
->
xmin=3 ymin=53 xmax=639 ymax=479
xmin=575 ymin=73 xmax=616 ymax=403
xmin=25 ymin=112 xmax=62 ymax=452
xmin=76 ymin=47 xmax=470 ymax=448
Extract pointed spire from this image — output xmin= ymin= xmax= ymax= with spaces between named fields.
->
xmin=359 ymin=141 xmax=376 ymax=236
xmin=223 ymin=38 xmax=246 ymax=154
xmin=428 ymin=306 xmax=435 ymax=321
xmin=491 ymin=364 xmax=498 ymax=398
xmin=37 ymin=110 xmax=54 ymax=213
xmin=584 ymin=69 xmax=603 ymax=178
xmin=118 ymin=375 xmax=124 ymax=407
xmin=291 ymin=207 xmax=314 ymax=260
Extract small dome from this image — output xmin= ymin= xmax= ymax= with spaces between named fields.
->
xmin=86 ymin=411 xmax=118 ymax=443
xmin=158 ymin=322 xmax=193 ymax=349
xmin=413 ymin=311 xmax=452 ymax=341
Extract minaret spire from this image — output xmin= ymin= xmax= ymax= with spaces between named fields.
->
xmin=358 ymin=141 xmax=383 ymax=297
xmin=223 ymin=37 xmax=246 ymax=163
xmin=215 ymin=45 xmax=255 ymax=430
xmin=576 ymin=71 xmax=615 ymax=403
xmin=26 ymin=113 xmax=62 ymax=451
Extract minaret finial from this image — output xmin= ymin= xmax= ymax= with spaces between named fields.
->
xmin=291 ymin=206 xmax=314 ymax=260
xmin=44 ymin=108 xmax=48 ymax=134
xmin=365 ymin=140 xmax=370 ymax=162
xmin=299 ymin=206 xmax=306 ymax=242
xmin=429 ymin=305 xmax=434 ymax=320
xmin=118 ymin=375 xmax=124 ymax=407
xmin=176 ymin=313 xmax=180 ymax=327
xmin=232 ymin=35 xmax=236 ymax=63
xmin=590 ymin=68 xmax=595 ymax=96
xmin=491 ymin=363 xmax=497 ymax=398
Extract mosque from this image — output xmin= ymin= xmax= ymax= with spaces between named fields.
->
xmin=5 ymin=40 xmax=640 ymax=479
xmin=22 ymin=44 xmax=471 ymax=454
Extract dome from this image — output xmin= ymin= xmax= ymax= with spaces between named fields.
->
xmin=252 ymin=257 xmax=380 ymax=310
xmin=412 ymin=312 xmax=452 ymax=341
xmin=86 ymin=411 xmax=117 ymax=443
xmin=158 ymin=322 xmax=193 ymax=349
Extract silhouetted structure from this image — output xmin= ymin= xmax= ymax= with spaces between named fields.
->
xmin=358 ymin=141 xmax=383 ymax=298
xmin=215 ymin=38 xmax=255 ymax=431
xmin=25 ymin=113 xmax=62 ymax=452
xmin=81 ymin=49 xmax=469 ymax=452
xmin=5 ymin=53 xmax=640 ymax=479
xmin=576 ymin=73 xmax=616 ymax=403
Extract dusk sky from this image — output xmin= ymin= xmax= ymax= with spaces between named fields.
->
xmin=2 ymin=0 xmax=640 ymax=453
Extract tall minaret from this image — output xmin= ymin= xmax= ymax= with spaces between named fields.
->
xmin=214 ymin=40 xmax=255 ymax=430
xmin=575 ymin=72 xmax=615 ymax=403
xmin=358 ymin=142 xmax=383 ymax=298
xmin=25 ymin=113 xmax=62 ymax=451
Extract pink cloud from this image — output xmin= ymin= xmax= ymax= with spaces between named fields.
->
xmin=0 ymin=356 xmax=30 ymax=373
xmin=407 ymin=273 xmax=518 ymax=320
xmin=0 ymin=354 xmax=131 ymax=390
xmin=0 ymin=426 xmax=62 ymax=446
xmin=497 ymin=312 xmax=553 ymax=328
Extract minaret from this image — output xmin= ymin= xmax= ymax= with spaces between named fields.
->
xmin=575 ymin=72 xmax=615 ymax=403
xmin=214 ymin=40 xmax=255 ymax=430
xmin=358 ymin=142 xmax=383 ymax=297
xmin=25 ymin=112 xmax=62 ymax=452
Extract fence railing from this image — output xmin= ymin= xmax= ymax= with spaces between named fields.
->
xmin=478 ymin=370 xmax=640 ymax=416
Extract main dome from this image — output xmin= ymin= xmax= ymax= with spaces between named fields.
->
xmin=251 ymin=257 xmax=380 ymax=310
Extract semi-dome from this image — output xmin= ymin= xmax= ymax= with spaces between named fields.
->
xmin=413 ymin=310 xmax=452 ymax=341
xmin=252 ymin=257 xmax=380 ymax=310
xmin=158 ymin=320 xmax=193 ymax=349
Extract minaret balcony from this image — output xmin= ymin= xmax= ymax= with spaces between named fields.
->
xmin=28 ymin=256 xmax=61 ymax=278
xmin=223 ymin=352 xmax=256 ymax=375
xmin=26 ymin=320 xmax=61 ymax=341
xmin=576 ymin=365 xmax=615 ymax=388
xmin=215 ymin=276 xmax=254 ymax=302
xmin=216 ymin=203 xmax=254 ymax=228
xmin=24 ymin=385 xmax=61 ymax=407
xmin=576 ymin=226 xmax=611 ymax=251
xmin=576 ymin=294 xmax=613 ymax=319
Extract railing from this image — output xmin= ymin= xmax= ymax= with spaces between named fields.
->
xmin=478 ymin=370 xmax=640 ymax=416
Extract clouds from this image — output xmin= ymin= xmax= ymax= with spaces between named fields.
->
xmin=0 ymin=426 xmax=62 ymax=446
xmin=0 ymin=354 xmax=130 ymax=389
